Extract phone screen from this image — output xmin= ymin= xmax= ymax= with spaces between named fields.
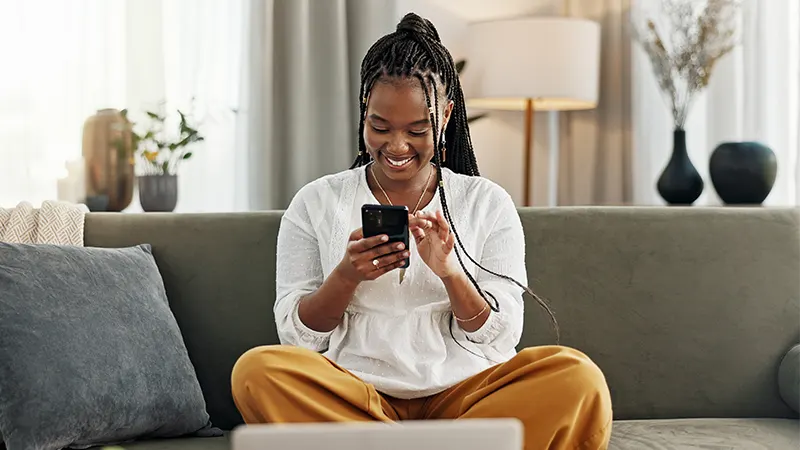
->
xmin=362 ymin=204 xmax=410 ymax=268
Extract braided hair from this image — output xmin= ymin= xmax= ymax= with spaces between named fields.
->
xmin=351 ymin=13 xmax=559 ymax=348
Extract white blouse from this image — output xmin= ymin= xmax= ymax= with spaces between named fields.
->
xmin=274 ymin=164 xmax=527 ymax=399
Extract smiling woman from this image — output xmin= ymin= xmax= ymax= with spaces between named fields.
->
xmin=362 ymin=78 xmax=446 ymax=207
xmin=230 ymin=12 xmax=613 ymax=450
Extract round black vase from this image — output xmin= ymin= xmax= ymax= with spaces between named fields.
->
xmin=138 ymin=175 xmax=178 ymax=212
xmin=709 ymin=142 xmax=777 ymax=205
xmin=657 ymin=129 xmax=704 ymax=205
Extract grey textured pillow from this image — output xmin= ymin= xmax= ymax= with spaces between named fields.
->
xmin=0 ymin=243 xmax=216 ymax=449
xmin=778 ymin=344 xmax=799 ymax=413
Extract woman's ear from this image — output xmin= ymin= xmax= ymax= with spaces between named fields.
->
xmin=441 ymin=100 xmax=455 ymax=131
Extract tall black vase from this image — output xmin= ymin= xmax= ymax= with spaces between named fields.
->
xmin=657 ymin=128 xmax=704 ymax=205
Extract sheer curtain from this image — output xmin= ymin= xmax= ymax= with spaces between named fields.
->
xmin=632 ymin=0 xmax=800 ymax=206
xmin=0 ymin=0 xmax=247 ymax=212
xmin=0 ymin=0 xmax=127 ymax=208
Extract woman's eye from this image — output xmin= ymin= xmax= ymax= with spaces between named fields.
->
xmin=370 ymin=125 xmax=389 ymax=133
xmin=409 ymin=130 xmax=429 ymax=137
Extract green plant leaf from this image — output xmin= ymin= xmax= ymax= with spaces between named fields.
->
xmin=146 ymin=111 xmax=161 ymax=120
xmin=182 ymin=152 xmax=193 ymax=160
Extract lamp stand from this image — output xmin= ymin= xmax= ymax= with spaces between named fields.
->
xmin=523 ymin=98 xmax=535 ymax=206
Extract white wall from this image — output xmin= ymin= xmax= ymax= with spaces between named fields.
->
xmin=394 ymin=0 xmax=565 ymax=206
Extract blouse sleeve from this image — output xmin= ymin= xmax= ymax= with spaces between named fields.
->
xmin=273 ymin=185 xmax=334 ymax=352
xmin=462 ymin=188 xmax=527 ymax=353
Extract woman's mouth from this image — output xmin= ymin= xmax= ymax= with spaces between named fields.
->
xmin=383 ymin=154 xmax=416 ymax=170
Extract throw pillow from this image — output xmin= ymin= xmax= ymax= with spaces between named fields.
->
xmin=778 ymin=344 xmax=799 ymax=413
xmin=0 ymin=243 xmax=217 ymax=449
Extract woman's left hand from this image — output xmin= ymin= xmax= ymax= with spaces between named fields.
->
xmin=409 ymin=210 xmax=460 ymax=279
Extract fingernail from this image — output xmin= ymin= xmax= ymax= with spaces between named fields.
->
xmin=402 ymin=251 xmax=410 ymax=257
xmin=381 ymin=235 xmax=389 ymax=242
xmin=396 ymin=243 xmax=404 ymax=250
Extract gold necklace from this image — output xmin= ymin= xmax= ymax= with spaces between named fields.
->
xmin=370 ymin=163 xmax=433 ymax=215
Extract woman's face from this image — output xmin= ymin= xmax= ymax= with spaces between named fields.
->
xmin=363 ymin=77 xmax=453 ymax=183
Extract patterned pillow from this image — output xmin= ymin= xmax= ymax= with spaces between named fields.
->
xmin=0 ymin=243 xmax=218 ymax=448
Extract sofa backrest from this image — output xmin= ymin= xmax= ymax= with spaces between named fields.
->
xmin=84 ymin=207 xmax=800 ymax=430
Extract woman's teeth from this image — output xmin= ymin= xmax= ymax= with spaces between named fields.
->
xmin=387 ymin=156 xmax=413 ymax=166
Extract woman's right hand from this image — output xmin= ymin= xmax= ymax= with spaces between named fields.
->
xmin=335 ymin=228 xmax=410 ymax=284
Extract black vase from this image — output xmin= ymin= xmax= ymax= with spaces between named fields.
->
xmin=657 ymin=128 xmax=704 ymax=205
xmin=709 ymin=142 xmax=777 ymax=205
xmin=138 ymin=175 xmax=178 ymax=212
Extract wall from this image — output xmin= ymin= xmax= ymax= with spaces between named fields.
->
xmin=394 ymin=0 xmax=565 ymax=206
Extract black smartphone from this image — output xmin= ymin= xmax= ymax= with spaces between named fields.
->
xmin=361 ymin=204 xmax=410 ymax=268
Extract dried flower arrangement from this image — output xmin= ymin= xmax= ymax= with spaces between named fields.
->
xmin=632 ymin=0 xmax=741 ymax=129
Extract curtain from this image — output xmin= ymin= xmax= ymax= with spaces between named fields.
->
xmin=632 ymin=0 xmax=800 ymax=206
xmin=0 ymin=0 xmax=247 ymax=212
xmin=0 ymin=0 xmax=128 ymax=208
xmin=241 ymin=0 xmax=397 ymax=210
xmin=557 ymin=0 xmax=634 ymax=205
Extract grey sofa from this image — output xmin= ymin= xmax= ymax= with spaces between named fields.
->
xmin=82 ymin=207 xmax=800 ymax=449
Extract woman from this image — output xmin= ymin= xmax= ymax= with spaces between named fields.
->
xmin=231 ymin=13 xmax=612 ymax=450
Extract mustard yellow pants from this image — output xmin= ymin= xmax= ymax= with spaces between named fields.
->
xmin=231 ymin=345 xmax=612 ymax=450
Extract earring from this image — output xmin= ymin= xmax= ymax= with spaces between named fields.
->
xmin=440 ymin=133 xmax=447 ymax=163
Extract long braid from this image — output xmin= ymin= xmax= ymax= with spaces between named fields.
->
xmin=353 ymin=13 xmax=560 ymax=345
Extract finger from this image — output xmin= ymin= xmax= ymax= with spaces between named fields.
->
xmin=436 ymin=210 xmax=450 ymax=232
xmin=409 ymin=217 xmax=435 ymax=230
xmin=362 ymin=241 xmax=405 ymax=261
xmin=436 ymin=211 xmax=449 ymax=241
xmin=414 ymin=210 xmax=435 ymax=222
xmin=390 ymin=250 xmax=411 ymax=265
xmin=369 ymin=259 xmax=408 ymax=279
xmin=349 ymin=228 xmax=364 ymax=241
xmin=410 ymin=226 xmax=426 ymax=243
xmin=371 ymin=248 xmax=409 ymax=268
xmin=351 ymin=234 xmax=390 ymax=253
xmin=446 ymin=229 xmax=455 ymax=251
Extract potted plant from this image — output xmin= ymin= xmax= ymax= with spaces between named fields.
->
xmin=119 ymin=105 xmax=204 ymax=212
xmin=632 ymin=0 xmax=740 ymax=205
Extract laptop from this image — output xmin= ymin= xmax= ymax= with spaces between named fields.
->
xmin=231 ymin=418 xmax=523 ymax=450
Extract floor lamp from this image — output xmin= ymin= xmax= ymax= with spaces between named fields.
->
xmin=465 ymin=17 xmax=601 ymax=206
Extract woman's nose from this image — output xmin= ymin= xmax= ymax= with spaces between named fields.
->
xmin=386 ymin=133 xmax=409 ymax=154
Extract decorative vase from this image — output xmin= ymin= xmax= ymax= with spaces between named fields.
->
xmin=656 ymin=128 xmax=704 ymax=205
xmin=82 ymin=109 xmax=135 ymax=212
xmin=709 ymin=142 xmax=777 ymax=205
xmin=138 ymin=175 xmax=178 ymax=212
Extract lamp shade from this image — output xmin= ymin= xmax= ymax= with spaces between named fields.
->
xmin=465 ymin=17 xmax=601 ymax=111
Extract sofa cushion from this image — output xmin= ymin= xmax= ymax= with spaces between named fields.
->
xmin=0 ymin=243 xmax=217 ymax=449
xmin=778 ymin=344 xmax=800 ymax=412
xmin=608 ymin=418 xmax=799 ymax=449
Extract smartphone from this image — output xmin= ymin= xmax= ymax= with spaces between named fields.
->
xmin=361 ymin=204 xmax=410 ymax=268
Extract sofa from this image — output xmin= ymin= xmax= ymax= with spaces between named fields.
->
xmin=79 ymin=207 xmax=799 ymax=449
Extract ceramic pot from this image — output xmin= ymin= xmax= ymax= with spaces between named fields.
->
xmin=709 ymin=142 xmax=777 ymax=205
xmin=138 ymin=175 xmax=178 ymax=212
